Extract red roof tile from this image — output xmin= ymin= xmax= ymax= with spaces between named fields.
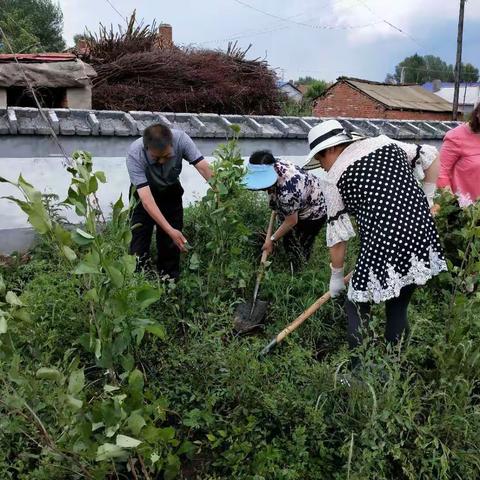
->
xmin=0 ymin=53 xmax=77 ymax=63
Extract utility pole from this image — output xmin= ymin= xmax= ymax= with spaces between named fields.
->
xmin=452 ymin=0 xmax=466 ymax=121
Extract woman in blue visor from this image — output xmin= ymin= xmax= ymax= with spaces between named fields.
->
xmin=244 ymin=150 xmax=327 ymax=269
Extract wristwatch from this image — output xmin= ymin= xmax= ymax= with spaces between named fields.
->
xmin=270 ymin=234 xmax=277 ymax=242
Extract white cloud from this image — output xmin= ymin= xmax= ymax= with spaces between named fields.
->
xmin=332 ymin=0 xmax=480 ymax=44
xmin=57 ymin=0 xmax=480 ymax=82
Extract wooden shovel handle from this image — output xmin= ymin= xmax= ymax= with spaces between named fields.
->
xmin=276 ymin=271 xmax=353 ymax=343
xmin=260 ymin=211 xmax=276 ymax=265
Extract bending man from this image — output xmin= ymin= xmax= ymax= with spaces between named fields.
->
xmin=126 ymin=123 xmax=212 ymax=280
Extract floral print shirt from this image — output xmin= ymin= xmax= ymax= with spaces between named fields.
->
xmin=269 ymin=160 xmax=327 ymax=221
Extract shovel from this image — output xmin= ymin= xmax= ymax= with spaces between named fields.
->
xmin=233 ymin=211 xmax=276 ymax=334
xmin=259 ymin=272 xmax=353 ymax=355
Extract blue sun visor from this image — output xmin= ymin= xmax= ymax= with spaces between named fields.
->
xmin=243 ymin=163 xmax=278 ymax=190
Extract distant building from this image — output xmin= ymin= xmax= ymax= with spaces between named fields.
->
xmin=0 ymin=53 xmax=96 ymax=109
xmin=423 ymin=81 xmax=480 ymax=114
xmin=277 ymin=81 xmax=303 ymax=103
xmin=296 ymin=84 xmax=310 ymax=96
xmin=313 ymin=77 xmax=454 ymax=121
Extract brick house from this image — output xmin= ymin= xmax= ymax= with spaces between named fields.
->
xmin=313 ymin=77 xmax=453 ymax=121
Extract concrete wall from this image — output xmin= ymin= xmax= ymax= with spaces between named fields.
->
xmin=66 ymin=86 xmax=92 ymax=109
xmin=0 ymin=107 xmax=456 ymax=255
xmin=0 ymin=135 xmax=442 ymax=254
xmin=0 ymin=135 xmax=313 ymax=254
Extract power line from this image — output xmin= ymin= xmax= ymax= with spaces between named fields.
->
xmin=103 ymin=0 xmax=128 ymax=22
xmin=355 ymin=0 xmax=424 ymax=48
xmin=198 ymin=24 xmax=290 ymax=45
xmin=197 ymin=3 xmax=334 ymax=45
xmin=231 ymin=0 xmax=383 ymax=30
xmin=453 ymin=0 xmax=466 ymax=120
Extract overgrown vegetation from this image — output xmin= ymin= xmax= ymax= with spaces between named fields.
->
xmin=1 ymin=135 xmax=480 ymax=479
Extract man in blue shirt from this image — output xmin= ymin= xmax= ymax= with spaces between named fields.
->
xmin=126 ymin=123 xmax=212 ymax=279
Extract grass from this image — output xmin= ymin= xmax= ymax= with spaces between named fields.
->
xmin=1 ymin=182 xmax=479 ymax=479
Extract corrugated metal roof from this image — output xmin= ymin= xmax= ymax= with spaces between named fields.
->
xmin=346 ymin=78 xmax=453 ymax=112
xmin=423 ymin=81 xmax=480 ymax=91
xmin=0 ymin=53 xmax=77 ymax=63
xmin=434 ymin=85 xmax=480 ymax=106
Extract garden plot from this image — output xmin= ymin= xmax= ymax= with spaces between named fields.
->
xmin=1 ymin=134 xmax=479 ymax=479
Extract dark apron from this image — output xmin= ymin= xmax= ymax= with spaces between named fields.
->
xmin=143 ymin=148 xmax=182 ymax=195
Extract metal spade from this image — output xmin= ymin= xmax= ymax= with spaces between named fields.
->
xmin=233 ymin=212 xmax=276 ymax=334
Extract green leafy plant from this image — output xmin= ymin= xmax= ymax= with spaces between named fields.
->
xmin=0 ymin=152 xmax=184 ymax=477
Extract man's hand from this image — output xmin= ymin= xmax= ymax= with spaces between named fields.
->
xmin=168 ymin=228 xmax=188 ymax=252
xmin=262 ymin=239 xmax=274 ymax=256
xmin=329 ymin=264 xmax=346 ymax=298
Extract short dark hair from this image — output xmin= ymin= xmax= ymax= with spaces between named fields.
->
xmin=470 ymin=102 xmax=480 ymax=133
xmin=249 ymin=150 xmax=276 ymax=165
xmin=315 ymin=142 xmax=354 ymax=159
xmin=143 ymin=123 xmax=173 ymax=150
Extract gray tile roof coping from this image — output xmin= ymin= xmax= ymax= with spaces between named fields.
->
xmin=0 ymin=107 xmax=462 ymax=140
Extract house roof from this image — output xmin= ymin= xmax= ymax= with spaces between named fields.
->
xmin=0 ymin=56 xmax=96 ymax=88
xmin=276 ymin=80 xmax=302 ymax=94
xmin=0 ymin=53 xmax=77 ymax=63
xmin=431 ymin=85 xmax=480 ymax=107
xmin=296 ymin=84 xmax=310 ymax=95
xmin=423 ymin=81 xmax=480 ymax=91
xmin=326 ymin=77 xmax=453 ymax=112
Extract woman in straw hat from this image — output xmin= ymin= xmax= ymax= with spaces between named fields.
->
xmin=305 ymin=120 xmax=446 ymax=351
xmin=244 ymin=150 xmax=327 ymax=268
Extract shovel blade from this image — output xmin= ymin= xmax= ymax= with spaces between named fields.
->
xmin=233 ymin=299 xmax=269 ymax=334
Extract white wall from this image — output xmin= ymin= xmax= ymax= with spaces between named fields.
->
xmin=0 ymin=155 xmax=307 ymax=253
xmin=0 ymin=156 xmax=215 ymax=230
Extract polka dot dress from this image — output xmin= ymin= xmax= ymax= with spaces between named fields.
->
xmin=336 ymin=143 xmax=447 ymax=303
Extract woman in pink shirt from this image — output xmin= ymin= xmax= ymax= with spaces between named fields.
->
xmin=438 ymin=103 xmax=480 ymax=204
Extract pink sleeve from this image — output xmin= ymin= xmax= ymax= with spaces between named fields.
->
xmin=437 ymin=131 xmax=461 ymax=189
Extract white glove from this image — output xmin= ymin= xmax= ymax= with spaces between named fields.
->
xmin=422 ymin=182 xmax=436 ymax=208
xmin=329 ymin=264 xmax=345 ymax=298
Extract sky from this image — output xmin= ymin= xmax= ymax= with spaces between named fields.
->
xmin=58 ymin=0 xmax=480 ymax=83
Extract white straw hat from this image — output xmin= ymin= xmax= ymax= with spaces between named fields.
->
xmin=304 ymin=120 xmax=364 ymax=170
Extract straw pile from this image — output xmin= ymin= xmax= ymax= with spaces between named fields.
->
xmin=81 ymin=13 xmax=282 ymax=114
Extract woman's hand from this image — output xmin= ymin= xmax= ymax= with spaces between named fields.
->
xmin=430 ymin=204 xmax=441 ymax=216
xmin=329 ymin=264 xmax=346 ymax=298
xmin=262 ymin=239 xmax=274 ymax=256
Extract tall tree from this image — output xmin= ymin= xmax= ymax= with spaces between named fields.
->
xmin=295 ymin=76 xmax=319 ymax=86
xmin=0 ymin=0 xmax=65 ymax=53
xmin=387 ymin=54 xmax=479 ymax=84
xmin=394 ymin=54 xmax=429 ymax=83
xmin=462 ymin=63 xmax=479 ymax=83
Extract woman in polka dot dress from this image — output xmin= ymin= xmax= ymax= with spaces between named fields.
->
xmin=304 ymin=120 xmax=447 ymax=350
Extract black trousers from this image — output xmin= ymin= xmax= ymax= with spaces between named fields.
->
xmin=129 ymin=183 xmax=184 ymax=279
xmin=283 ymin=216 xmax=326 ymax=267
xmin=344 ymin=284 xmax=416 ymax=349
